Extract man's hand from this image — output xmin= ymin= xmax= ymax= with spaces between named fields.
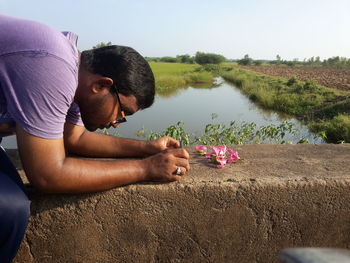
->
xmin=145 ymin=136 xmax=180 ymax=156
xmin=142 ymin=148 xmax=190 ymax=182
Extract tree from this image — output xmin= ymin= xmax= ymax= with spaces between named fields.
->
xmin=176 ymin=54 xmax=194 ymax=64
xmin=93 ymin=41 xmax=113 ymax=49
xmin=145 ymin=57 xmax=160 ymax=62
xmin=237 ymin=54 xmax=253 ymax=65
xmin=194 ymin=52 xmax=226 ymax=65
xmin=276 ymin=54 xmax=282 ymax=64
xmin=308 ymin=56 xmax=315 ymax=64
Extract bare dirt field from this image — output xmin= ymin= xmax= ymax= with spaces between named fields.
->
xmin=236 ymin=65 xmax=350 ymax=91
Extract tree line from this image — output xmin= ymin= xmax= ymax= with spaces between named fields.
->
xmin=237 ymin=54 xmax=350 ymax=69
xmin=92 ymin=43 xmax=226 ymax=65
xmin=145 ymin=52 xmax=226 ymax=65
xmin=92 ymin=42 xmax=350 ymax=68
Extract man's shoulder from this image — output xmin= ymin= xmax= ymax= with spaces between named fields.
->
xmin=0 ymin=15 xmax=78 ymax=65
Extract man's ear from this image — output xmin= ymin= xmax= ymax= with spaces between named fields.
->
xmin=91 ymin=77 xmax=114 ymax=94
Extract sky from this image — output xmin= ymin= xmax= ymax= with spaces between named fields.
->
xmin=1 ymin=0 xmax=349 ymax=61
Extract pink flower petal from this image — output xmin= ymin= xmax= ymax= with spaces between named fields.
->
xmin=226 ymin=149 xmax=240 ymax=163
xmin=216 ymin=156 xmax=227 ymax=165
xmin=211 ymin=145 xmax=226 ymax=157
xmin=195 ymin=145 xmax=207 ymax=155
xmin=196 ymin=145 xmax=207 ymax=151
xmin=205 ymin=153 xmax=212 ymax=159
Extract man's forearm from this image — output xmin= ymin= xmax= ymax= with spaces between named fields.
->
xmin=38 ymin=157 xmax=148 ymax=194
xmin=67 ymin=130 xmax=151 ymax=158
xmin=63 ymin=123 xmax=153 ymax=158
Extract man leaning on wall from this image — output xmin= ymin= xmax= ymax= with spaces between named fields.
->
xmin=0 ymin=14 xmax=190 ymax=262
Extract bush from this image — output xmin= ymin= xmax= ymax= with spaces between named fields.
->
xmin=310 ymin=114 xmax=350 ymax=143
xmin=155 ymin=75 xmax=186 ymax=89
xmin=145 ymin=57 xmax=160 ymax=62
xmin=222 ymin=66 xmax=233 ymax=71
xmin=253 ymin=60 xmax=263 ymax=66
xmin=286 ymin=76 xmax=298 ymax=86
xmin=286 ymin=61 xmax=296 ymax=67
xmin=303 ymin=80 xmax=319 ymax=92
xmin=160 ymin=56 xmax=177 ymax=63
xmin=184 ymin=72 xmax=213 ymax=83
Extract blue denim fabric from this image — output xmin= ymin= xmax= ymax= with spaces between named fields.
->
xmin=0 ymin=145 xmax=30 ymax=263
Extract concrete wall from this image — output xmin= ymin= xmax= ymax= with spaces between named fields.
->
xmin=10 ymin=144 xmax=350 ymax=263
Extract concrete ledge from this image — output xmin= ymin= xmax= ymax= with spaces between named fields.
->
xmin=10 ymin=144 xmax=350 ymax=263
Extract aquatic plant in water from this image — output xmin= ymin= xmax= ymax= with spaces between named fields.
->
xmin=137 ymin=119 xmax=309 ymax=145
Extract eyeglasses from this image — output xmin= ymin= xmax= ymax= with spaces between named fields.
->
xmin=111 ymin=84 xmax=127 ymax=124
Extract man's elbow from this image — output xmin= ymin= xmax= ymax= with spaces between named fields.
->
xmin=26 ymin=171 xmax=63 ymax=194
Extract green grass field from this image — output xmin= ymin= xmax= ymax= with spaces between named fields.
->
xmin=150 ymin=62 xmax=197 ymax=76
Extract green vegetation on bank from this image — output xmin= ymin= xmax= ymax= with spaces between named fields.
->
xmin=219 ymin=67 xmax=350 ymax=143
xmin=149 ymin=62 xmax=214 ymax=91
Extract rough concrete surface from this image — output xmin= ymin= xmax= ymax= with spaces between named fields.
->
xmin=7 ymin=144 xmax=350 ymax=263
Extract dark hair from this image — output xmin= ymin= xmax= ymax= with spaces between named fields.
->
xmin=80 ymin=45 xmax=155 ymax=109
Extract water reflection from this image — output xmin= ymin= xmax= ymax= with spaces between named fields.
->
xmin=157 ymin=80 xmax=222 ymax=98
xmin=156 ymin=86 xmax=188 ymax=98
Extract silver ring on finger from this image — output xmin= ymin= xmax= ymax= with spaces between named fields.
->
xmin=175 ymin=166 xmax=182 ymax=175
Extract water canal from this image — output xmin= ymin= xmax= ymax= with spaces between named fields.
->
xmin=1 ymin=78 xmax=322 ymax=149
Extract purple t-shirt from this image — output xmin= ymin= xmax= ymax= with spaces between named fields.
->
xmin=0 ymin=14 xmax=83 ymax=139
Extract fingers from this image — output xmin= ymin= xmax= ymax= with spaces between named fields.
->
xmin=143 ymin=145 xmax=190 ymax=183
xmin=166 ymin=148 xmax=191 ymax=174
xmin=148 ymin=136 xmax=179 ymax=155
xmin=174 ymin=158 xmax=190 ymax=173
xmin=165 ymin=148 xmax=190 ymax=159
xmin=166 ymin=174 xmax=182 ymax=182
xmin=172 ymin=166 xmax=187 ymax=177
xmin=165 ymin=136 xmax=180 ymax=148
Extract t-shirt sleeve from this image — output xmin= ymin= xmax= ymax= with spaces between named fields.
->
xmin=66 ymin=102 xmax=84 ymax=127
xmin=1 ymin=52 xmax=79 ymax=139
